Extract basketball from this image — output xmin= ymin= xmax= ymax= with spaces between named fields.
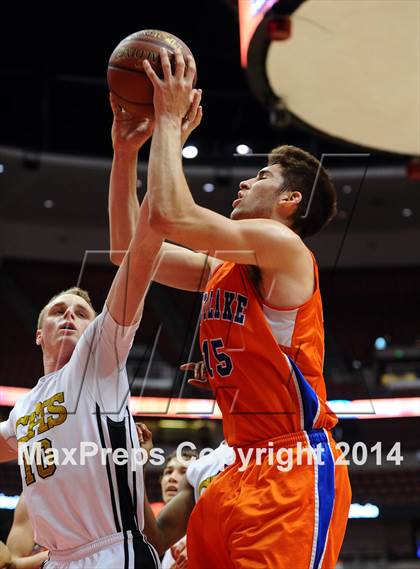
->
xmin=107 ymin=29 xmax=196 ymax=119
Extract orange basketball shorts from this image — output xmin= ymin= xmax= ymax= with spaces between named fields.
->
xmin=187 ymin=429 xmax=351 ymax=569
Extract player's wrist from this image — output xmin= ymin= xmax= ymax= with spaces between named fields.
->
xmin=112 ymin=145 xmax=139 ymax=160
xmin=155 ymin=113 xmax=183 ymax=129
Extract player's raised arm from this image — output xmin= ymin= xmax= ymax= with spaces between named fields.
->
xmin=144 ymin=50 xmax=306 ymax=271
xmin=108 ymin=94 xmax=153 ymax=267
xmin=108 ymin=92 xmax=215 ymax=291
xmin=105 ymin=195 xmax=162 ymax=326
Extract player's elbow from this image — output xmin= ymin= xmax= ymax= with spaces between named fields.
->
xmin=148 ymin=208 xmax=175 ymax=236
xmin=109 ymin=250 xmax=125 ymax=266
xmin=149 ymin=204 xmax=196 ymax=238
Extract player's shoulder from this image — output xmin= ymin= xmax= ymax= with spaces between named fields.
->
xmin=237 ymin=218 xmax=308 ymax=257
xmin=15 ymin=371 xmax=60 ymax=410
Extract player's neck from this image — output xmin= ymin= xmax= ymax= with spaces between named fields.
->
xmin=42 ymin=350 xmax=72 ymax=376
xmin=273 ymin=213 xmax=294 ymax=231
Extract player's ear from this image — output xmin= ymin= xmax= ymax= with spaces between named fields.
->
xmin=276 ymin=191 xmax=302 ymax=217
xmin=35 ymin=329 xmax=42 ymax=346
xmin=278 ymin=191 xmax=302 ymax=205
xmin=290 ymin=191 xmax=302 ymax=204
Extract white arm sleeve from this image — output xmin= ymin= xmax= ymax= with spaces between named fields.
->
xmin=71 ymin=306 xmax=139 ymax=377
xmin=66 ymin=306 xmax=140 ymax=414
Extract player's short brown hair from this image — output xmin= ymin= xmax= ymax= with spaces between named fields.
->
xmin=37 ymin=287 xmax=96 ymax=329
xmin=163 ymin=448 xmax=199 ymax=470
xmin=268 ymin=145 xmax=337 ymax=238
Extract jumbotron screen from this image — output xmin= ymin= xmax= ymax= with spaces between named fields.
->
xmin=238 ymin=0 xmax=278 ymax=67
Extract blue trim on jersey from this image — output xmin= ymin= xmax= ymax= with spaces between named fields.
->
xmin=308 ymin=430 xmax=335 ymax=569
xmin=288 ymin=356 xmax=320 ymax=431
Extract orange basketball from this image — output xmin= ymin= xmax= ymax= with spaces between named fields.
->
xmin=107 ymin=29 xmax=196 ymax=119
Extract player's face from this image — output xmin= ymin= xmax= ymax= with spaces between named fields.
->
xmin=231 ymin=164 xmax=285 ymax=220
xmin=36 ymin=294 xmax=95 ymax=358
xmin=161 ymin=458 xmax=188 ymax=504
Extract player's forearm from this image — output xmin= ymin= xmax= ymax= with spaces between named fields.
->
xmin=106 ymin=197 xmax=163 ymax=326
xmin=9 ymin=551 xmax=48 ymax=569
xmin=0 ymin=541 xmax=11 ymax=568
xmin=147 ymin=116 xmax=196 ymax=233
xmin=108 ymin=151 xmax=140 ymax=266
xmin=156 ymin=489 xmax=194 ymax=551
xmin=143 ymin=494 xmax=165 ymax=556
xmin=6 ymin=531 xmax=34 ymax=559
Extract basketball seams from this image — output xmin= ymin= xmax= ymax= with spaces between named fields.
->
xmin=108 ymin=64 xmax=148 ymax=78
xmin=107 ymin=29 xmax=195 ymax=120
xmin=117 ymin=37 xmax=190 ymax=55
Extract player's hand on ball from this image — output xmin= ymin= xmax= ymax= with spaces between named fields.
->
xmin=110 ymin=93 xmax=154 ymax=153
xmin=143 ymin=48 xmax=196 ymax=122
xmin=180 ymin=360 xmax=211 ymax=391
xmin=181 ymin=89 xmax=203 ymax=147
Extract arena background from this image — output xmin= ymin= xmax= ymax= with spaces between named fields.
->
xmin=0 ymin=1 xmax=419 ymax=567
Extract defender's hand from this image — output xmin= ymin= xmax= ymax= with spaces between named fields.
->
xmin=180 ymin=361 xmax=211 ymax=391
xmin=136 ymin=422 xmax=153 ymax=460
xmin=110 ymin=93 xmax=154 ymax=153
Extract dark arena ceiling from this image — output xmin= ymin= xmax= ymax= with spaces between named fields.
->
xmin=0 ymin=1 xmax=410 ymax=161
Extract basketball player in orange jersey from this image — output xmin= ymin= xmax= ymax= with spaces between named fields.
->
xmin=110 ymin=48 xmax=351 ymax=568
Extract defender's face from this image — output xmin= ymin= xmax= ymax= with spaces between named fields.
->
xmin=231 ymin=164 xmax=285 ymax=220
xmin=161 ymin=458 xmax=188 ymax=504
xmin=36 ymin=293 xmax=95 ymax=356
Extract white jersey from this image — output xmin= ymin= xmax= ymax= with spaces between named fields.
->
xmin=186 ymin=442 xmax=235 ymax=503
xmin=0 ymin=308 xmax=157 ymax=565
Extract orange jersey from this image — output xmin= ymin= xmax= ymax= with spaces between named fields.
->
xmin=200 ymin=257 xmax=337 ymax=446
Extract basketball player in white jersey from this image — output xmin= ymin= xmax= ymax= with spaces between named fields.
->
xmin=0 ymin=134 xmax=163 ymax=566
